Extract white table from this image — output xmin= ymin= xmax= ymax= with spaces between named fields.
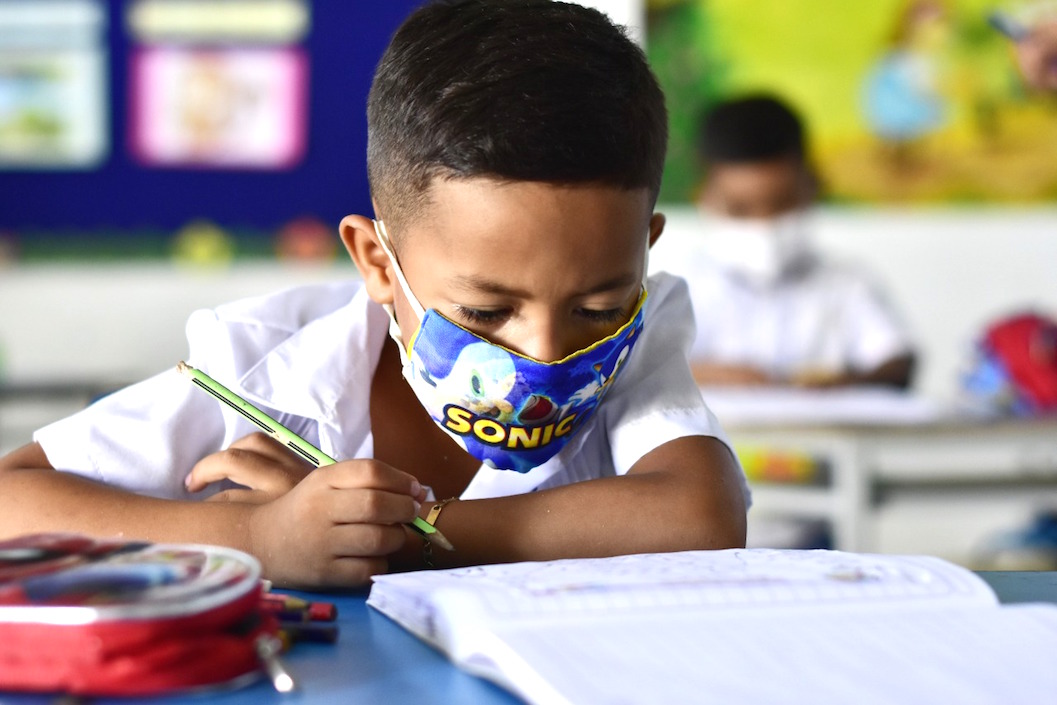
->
xmin=707 ymin=388 xmax=1057 ymax=554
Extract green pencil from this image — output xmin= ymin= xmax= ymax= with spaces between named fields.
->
xmin=177 ymin=361 xmax=453 ymax=551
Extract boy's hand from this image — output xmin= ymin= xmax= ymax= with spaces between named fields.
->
xmin=247 ymin=460 xmax=425 ymax=588
xmin=691 ymin=361 xmax=775 ymax=386
xmin=788 ymin=368 xmax=844 ymax=388
xmin=186 ymin=432 xmax=313 ymax=504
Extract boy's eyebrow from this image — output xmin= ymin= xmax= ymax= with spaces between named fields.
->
xmin=450 ymin=273 xmax=639 ymax=298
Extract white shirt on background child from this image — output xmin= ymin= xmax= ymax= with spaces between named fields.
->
xmin=651 ymin=228 xmax=913 ymax=381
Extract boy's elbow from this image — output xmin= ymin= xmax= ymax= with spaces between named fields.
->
xmin=708 ymin=508 xmax=747 ymax=549
xmin=683 ymin=483 xmax=747 ymax=551
xmin=640 ymin=436 xmax=748 ymax=551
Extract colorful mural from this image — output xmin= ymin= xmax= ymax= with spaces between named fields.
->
xmin=647 ymin=0 xmax=1057 ymax=204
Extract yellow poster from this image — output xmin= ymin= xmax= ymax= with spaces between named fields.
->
xmin=648 ymin=0 xmax=1057 ymax=204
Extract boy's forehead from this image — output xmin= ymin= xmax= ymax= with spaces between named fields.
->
xmin=706 ymin=158 xmax=807 ymax=194
xmin=402 ymin=177 xmax=653 ymax=241
xmin=709 ymin=156 xmax=805 ymax=181
xmin=394 ymin=178 xmax=651 ymax=279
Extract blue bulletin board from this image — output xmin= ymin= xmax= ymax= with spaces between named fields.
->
xmin=0 ymin=1 xmax=421 ymax=259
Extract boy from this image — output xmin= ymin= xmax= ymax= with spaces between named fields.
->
xmin=652 ymin=94 xmax=916 ymax=389
xmin=0 ymin=0 xmax=747 ymax=589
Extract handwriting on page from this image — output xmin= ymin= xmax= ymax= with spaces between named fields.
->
xmin=425 ymin=549 xmax=991 ymax=617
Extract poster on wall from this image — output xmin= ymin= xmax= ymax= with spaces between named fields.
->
xmin=0 ymin=0 xmax=108 ymax=169
xmin=126 ymin=0 xmax=310 ymax=169
xmin=647 ymin=0 xmax=1057 ymax=204
xmin=130 ymin=48 xmax=307 ymax=169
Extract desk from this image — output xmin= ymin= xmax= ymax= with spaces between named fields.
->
xmin=1 ymin=573 xmax=1054 ymax=705
xmin=1 ymin=590 xmax=520 ymax=705
xmin=707 ymin=389 xmax=1057 ymax=557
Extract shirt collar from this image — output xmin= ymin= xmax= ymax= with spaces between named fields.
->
xmin=236 ymin=284 xmax=390 ymax=459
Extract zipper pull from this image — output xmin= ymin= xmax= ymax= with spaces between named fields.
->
xmin=255 ymin=634 xmax=296 ymax=693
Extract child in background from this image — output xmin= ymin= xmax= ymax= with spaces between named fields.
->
xmin=1014 ymin=16 xmax=1057 ymax=90
xmin=996 ymin=1 xmax=1057 ymax=92
xmin=651 ymin=94 xmax=916 ymax=389
xmin=0 ymin=0 xmax=748 ymax=589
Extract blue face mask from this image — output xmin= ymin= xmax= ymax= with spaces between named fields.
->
xmin=374 ymin=220 xmax=648 ymax=474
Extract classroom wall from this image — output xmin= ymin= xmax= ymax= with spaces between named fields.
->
xmin=3 ymin=206 xmax=1055 ymax=401
xmin=0 ymin=2 xmax=420 ymax=235
xmin=0 ymin=261 xmax=353 ymax=383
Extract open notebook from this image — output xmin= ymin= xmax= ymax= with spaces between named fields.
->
xmin=369 ymin=549 xmax=1057 ymax=705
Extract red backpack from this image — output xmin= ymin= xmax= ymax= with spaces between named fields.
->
xmin=966 ymin=312 xmax=1057 ymax=415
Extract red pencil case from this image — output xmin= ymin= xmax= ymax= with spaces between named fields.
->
xmin=0 ymin=533 xmax=282 ymax=696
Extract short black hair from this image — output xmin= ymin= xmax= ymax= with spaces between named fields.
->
xmin=367 ymin=0 xmax=668 ymax=231
xmin=697 ymin=94 xmax=805 ymax=165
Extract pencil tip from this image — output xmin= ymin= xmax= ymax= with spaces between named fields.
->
xmin=176 ymin=361 xmax=190 ymax=375
xmin=432 ymin=530 xmax=455 ymax=552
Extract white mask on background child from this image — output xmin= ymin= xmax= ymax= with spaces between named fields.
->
xmin=701 ymin=210 xmax=814 ymax=288
xmin=372 ymin=220 xmax=647 ymax=474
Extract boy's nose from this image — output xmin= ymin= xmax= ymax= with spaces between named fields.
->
xmin=517 ymin=320 xmax=579 ymax=363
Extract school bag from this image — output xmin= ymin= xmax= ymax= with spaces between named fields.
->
xmin=0 ymin=532 xmax=286 ymax=696
xmin=962 ymin=311 xmax=1057 ymax=416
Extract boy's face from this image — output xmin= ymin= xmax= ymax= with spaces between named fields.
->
xmin=697 ymin=156 xmax=814 ymax=220
xmin=375 ymin=179 xmax=662 ymax=363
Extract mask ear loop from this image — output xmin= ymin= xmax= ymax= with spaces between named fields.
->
xmin=643 ymin=235 xmax=650 ymax=289
xmin=641 ymin=228 xmax=651 ymax=299
xmin=373 ymin=219 xmax=427 ymax=321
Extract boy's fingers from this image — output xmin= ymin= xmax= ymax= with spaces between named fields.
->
xmin=323 ymin=488 xmax=420 ymax=526
xmin=229 ymin=433 xmax=315 ymax=475
xmin=187 ymin=447 xmax=300 ymax=493
xmin=315 ymin=461 xmax=423 ymax=500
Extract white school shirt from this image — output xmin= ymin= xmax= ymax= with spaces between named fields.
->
xmin=35 ymin=273 xmax=750 ymax=505
xmin=654 ymin=246 xmax=913 ymax=379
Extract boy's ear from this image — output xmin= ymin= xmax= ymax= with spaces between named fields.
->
xmin=339 ymin=214 xmax=395 ymax=306
xmin=648 ymin=212 xmax=666 ymax=249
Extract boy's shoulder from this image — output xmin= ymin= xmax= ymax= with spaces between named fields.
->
xmin=205 ymin=279 xmax=365 ymax=333
xmin=647 ymin=270 xmax=690 ymax=303
xmin=184 ymin=279 xmax=372 ymax=378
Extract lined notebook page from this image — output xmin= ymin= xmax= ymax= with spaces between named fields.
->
xmin=368 ymin=550 xmax=1055 ymax=705
xmin=476 ymin=604 xmax=1057 ymax=705
xmin=370 ymin=549 xmax=997 ymax=639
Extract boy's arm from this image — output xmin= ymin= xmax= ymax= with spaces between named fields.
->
xmin=694 ymin=354 xmax=915 ymax=389
xmin=790 ymin=352 xmax=916 ymax=390
xmin=391 ymin=434 xmax=747 ymax=571
xmin=0 ymin=442 xmax=259 ymax=548
xmin=0 ymin=442 xmax=423 ymax=589
xmin=691 ymin=360 xmax=775 ymax=386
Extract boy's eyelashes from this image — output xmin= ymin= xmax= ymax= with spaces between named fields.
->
xmin=451 ymin=305 xmax=628 ymax=327
xmin=578 ymin=307 xmax=628 ymax=324
xmin=452 ymin=306 xmax=508 ymax=325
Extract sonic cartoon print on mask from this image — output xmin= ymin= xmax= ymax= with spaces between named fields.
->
xmin=374 ymin=220 xmax=647 ymax=474
xmin=408 ymin=298 xmax=645 ymax=473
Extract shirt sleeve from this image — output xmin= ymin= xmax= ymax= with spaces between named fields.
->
xmin=33 ymin=306 xmax=282 ymax=500
xmin=33 ymin=367 xmax=229 ymax=499
xmin=603 ymin=273 xmax=751 ymax=505
xmin=839 ymin=271 xmax=916 ymax=373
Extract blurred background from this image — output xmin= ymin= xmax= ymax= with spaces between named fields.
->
xmin=2 ymin=0 xmax=1056 ymax=567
